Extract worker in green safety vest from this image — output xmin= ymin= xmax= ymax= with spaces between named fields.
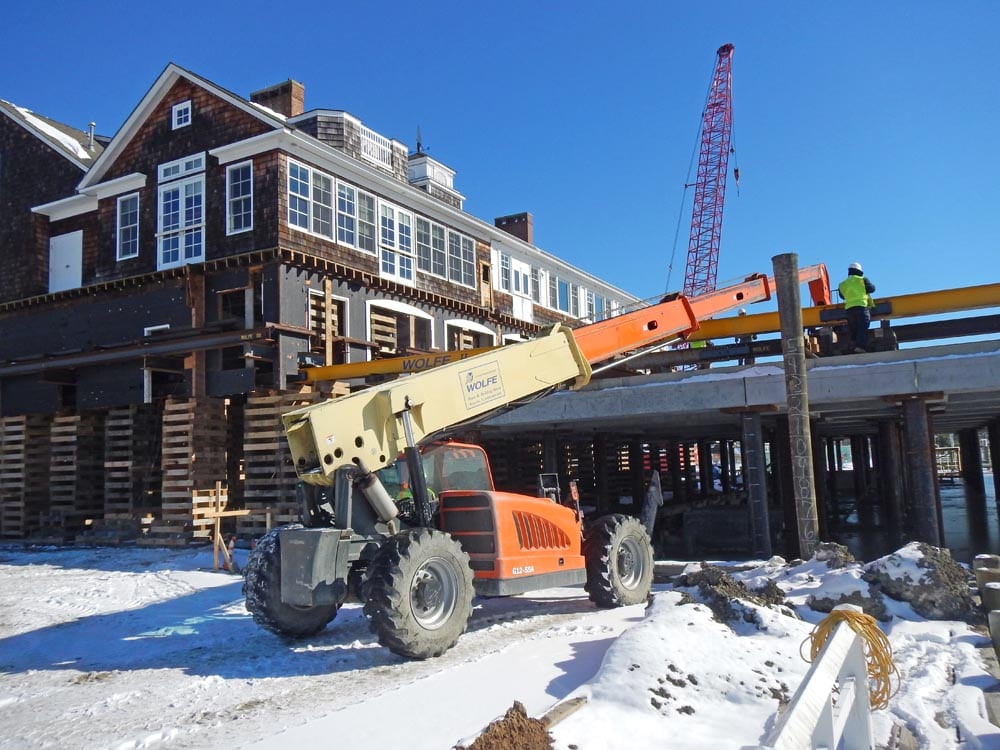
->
xmin=837 ymin=262 xmax=876 ymax=353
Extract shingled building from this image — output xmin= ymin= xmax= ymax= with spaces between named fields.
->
xmin=0 ymin=64 xmax=636 ymax=543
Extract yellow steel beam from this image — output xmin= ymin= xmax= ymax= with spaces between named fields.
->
xmin=300 ymin=346 xmax=498 ymax=383
xmin=687 ymin=282 xmax=1000 ymax=341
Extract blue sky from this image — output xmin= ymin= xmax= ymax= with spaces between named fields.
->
xmin=3 ymin=1 xmax=998 ymax=303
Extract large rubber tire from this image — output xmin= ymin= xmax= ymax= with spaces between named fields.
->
xmin=363 ymin=528 xmax=474 ymax=659
xmin=583 ymin=514 xmax=654 ymax=608
xmin=244 ymin=524 xmax=339 ymax=638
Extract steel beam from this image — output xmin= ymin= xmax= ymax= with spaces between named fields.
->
xmin=0 ymin=326 xmax=286 ymax=377
xmin=688 ymin=282 xmax=1000 ymax=342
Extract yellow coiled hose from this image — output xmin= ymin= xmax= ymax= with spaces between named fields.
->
xmin=800 ymin=607 xmax=899 ymax=710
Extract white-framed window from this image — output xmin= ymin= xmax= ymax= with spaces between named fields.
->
xmin=431 ymin=224 xmax=447 ymax=276
xmin=500 ymin=253 xmax=511 ymax=291
xmin=357 ymin=191 xmax=376 ymax=253
xmin=157 ymin=175 xmax=203 ymax=270
xmin=116 ymin=193 xmax=139 ymax=260
xmin=159 ymin=153 xmax=204 ymax=182
xmin=171 ymin=100 xmax=191 ymax=130
xmin=380 ymin=204 xmax=395 ymax=248
xmin=570 ymin=283 xmax=580 ymax=317
xmin=287 ymin=159 xmax=333 ymax=238
xmin=156 ymin=152 xmax=204 ymax=271
xmin=379 ymin=204 xmax=414 ymax=284
xmin=416 ymin=217 xmax=432 ymax=273
xmin=226 ymin=161 xmax=253 ymax=235
xmin=594 ymin=292 xmax=606 ymax=320
xmin=288 ymin=160 xmax=311 ymax=230
xmin=530 ymin=268 xmax=541 ymax=303
xmin=312 ymin=172 xmax=333 ymax=237
xmin=511 ymin=258 xmax=530 ymax=298
xmin=448 ymin=231 xmax=475 ymax=287
xmin=398 ymin=211 xmax=412 ymax=256
xmin=416 ymin=218 xmax=445 ymax=277
xmin=548 ymin=274 xmax=558 ymax=310
xmin=557 ymin=278 xmax=570 ymax=313
xmin=337 ymin=182 xmax=356 ymax=245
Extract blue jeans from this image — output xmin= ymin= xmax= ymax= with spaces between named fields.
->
xmin=846 ymin=306 xmax=871 ymax=350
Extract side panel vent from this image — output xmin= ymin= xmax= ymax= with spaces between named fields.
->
xmin=510 ymin=511 xmax=571 ymax=550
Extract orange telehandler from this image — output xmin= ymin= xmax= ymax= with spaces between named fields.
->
xmin=243 ymin=266 xmax=829 ymax=658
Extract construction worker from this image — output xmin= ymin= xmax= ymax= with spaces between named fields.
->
xmin=837 ymin=262 xmax=876 ymax=353
xmin=396 ymin=480 xmax=437 ymax=525
xmin=736 ymin=308 xmax=756 ymax=366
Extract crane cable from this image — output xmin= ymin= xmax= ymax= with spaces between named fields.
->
xmin=666 ymin=58 xmax=717 ymax=295
xmin=799 ymin=608 xmax=900 ymax=710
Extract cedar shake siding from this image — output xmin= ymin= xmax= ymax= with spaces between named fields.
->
xmin=0 ymin=113 xmax=85 ymax=302
xmin=103 ymin=79 xmax=272 ymax=184
xmin=84 ymin=80 xmax=279 ymax=283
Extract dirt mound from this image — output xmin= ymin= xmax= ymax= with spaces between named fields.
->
xmin=811 ymin=541 xmax=857 ymax=569
xmin=460 ymin=701 xmax=552 ymax=750
xmin=863 ymin=542 xmax=978 ymax=622
xmin=675 ymin=564 xmax=790 ymax=622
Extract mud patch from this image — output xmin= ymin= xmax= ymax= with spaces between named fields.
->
xmin=460 ymin=701 xmax=552 ymax=750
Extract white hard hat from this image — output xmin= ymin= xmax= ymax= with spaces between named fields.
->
xmin=848 ymin=262 xmax=863 ymax=273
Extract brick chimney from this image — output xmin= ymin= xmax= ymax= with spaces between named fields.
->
xmin=249 ymin=79 xmax=305 ymax=118
xmin=494 ymin=212 xmax=533 ymax=245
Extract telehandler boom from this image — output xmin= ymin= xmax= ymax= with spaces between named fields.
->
xmin=244 ymin=268 xmax=827 ymax=659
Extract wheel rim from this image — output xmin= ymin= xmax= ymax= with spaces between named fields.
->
xmin=410 ymin=556 xmax=458 ymax=630
xmin=617 ymin=536 xmax=647 ymax=589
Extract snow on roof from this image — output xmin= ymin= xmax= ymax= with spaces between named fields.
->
xmin=249 ymin=100 xmax=287 ymax=121
xmin=8 ymin=102 xmax=92 ymax=160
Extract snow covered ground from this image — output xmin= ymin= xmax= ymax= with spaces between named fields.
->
xmin=0 ymin=543 xmax=997 ymax=750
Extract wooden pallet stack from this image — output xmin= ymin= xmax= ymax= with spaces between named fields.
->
xmin=478 ymin=438 xmax=545 ymax=496
xmin=604 ymin=439 xmax=636 ymax=500
xmin=225 ymin=397 xmax=245 ymax=510
xmin=238 ymin=389 xmax=323 ymax=538
xmin=102 ymin=404 xmax=163 ymax=517
xmin=559 ymin=439 xmax=597 ymax=499
xmin=142 ymin=397 xmax=228 ymax=546
xmin=74 ymin=404 xmax=166 ymax=545
xmin=46 ymin=412 xmax=105 ymax=541
xmin=0 ymin=415 xmax=51 ymax=539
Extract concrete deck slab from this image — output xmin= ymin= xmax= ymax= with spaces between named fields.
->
xmin=482 ymin=339 xmax=1000 ymax=438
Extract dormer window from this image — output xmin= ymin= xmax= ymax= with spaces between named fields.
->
xmin=171 ymin=100 xmax=192 ymax=130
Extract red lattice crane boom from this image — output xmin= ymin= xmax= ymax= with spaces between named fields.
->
xmin=683 ymin=43 xmax=735 ymax=297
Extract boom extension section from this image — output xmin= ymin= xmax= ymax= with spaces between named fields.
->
xmin=283 ymin=270 xmax=798 ymax=484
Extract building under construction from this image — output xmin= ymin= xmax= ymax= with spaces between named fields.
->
xmin=0 ymin=65 xmax=635 ymax=545
xmin=1 ymin=64 xmax=999 ymax=562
